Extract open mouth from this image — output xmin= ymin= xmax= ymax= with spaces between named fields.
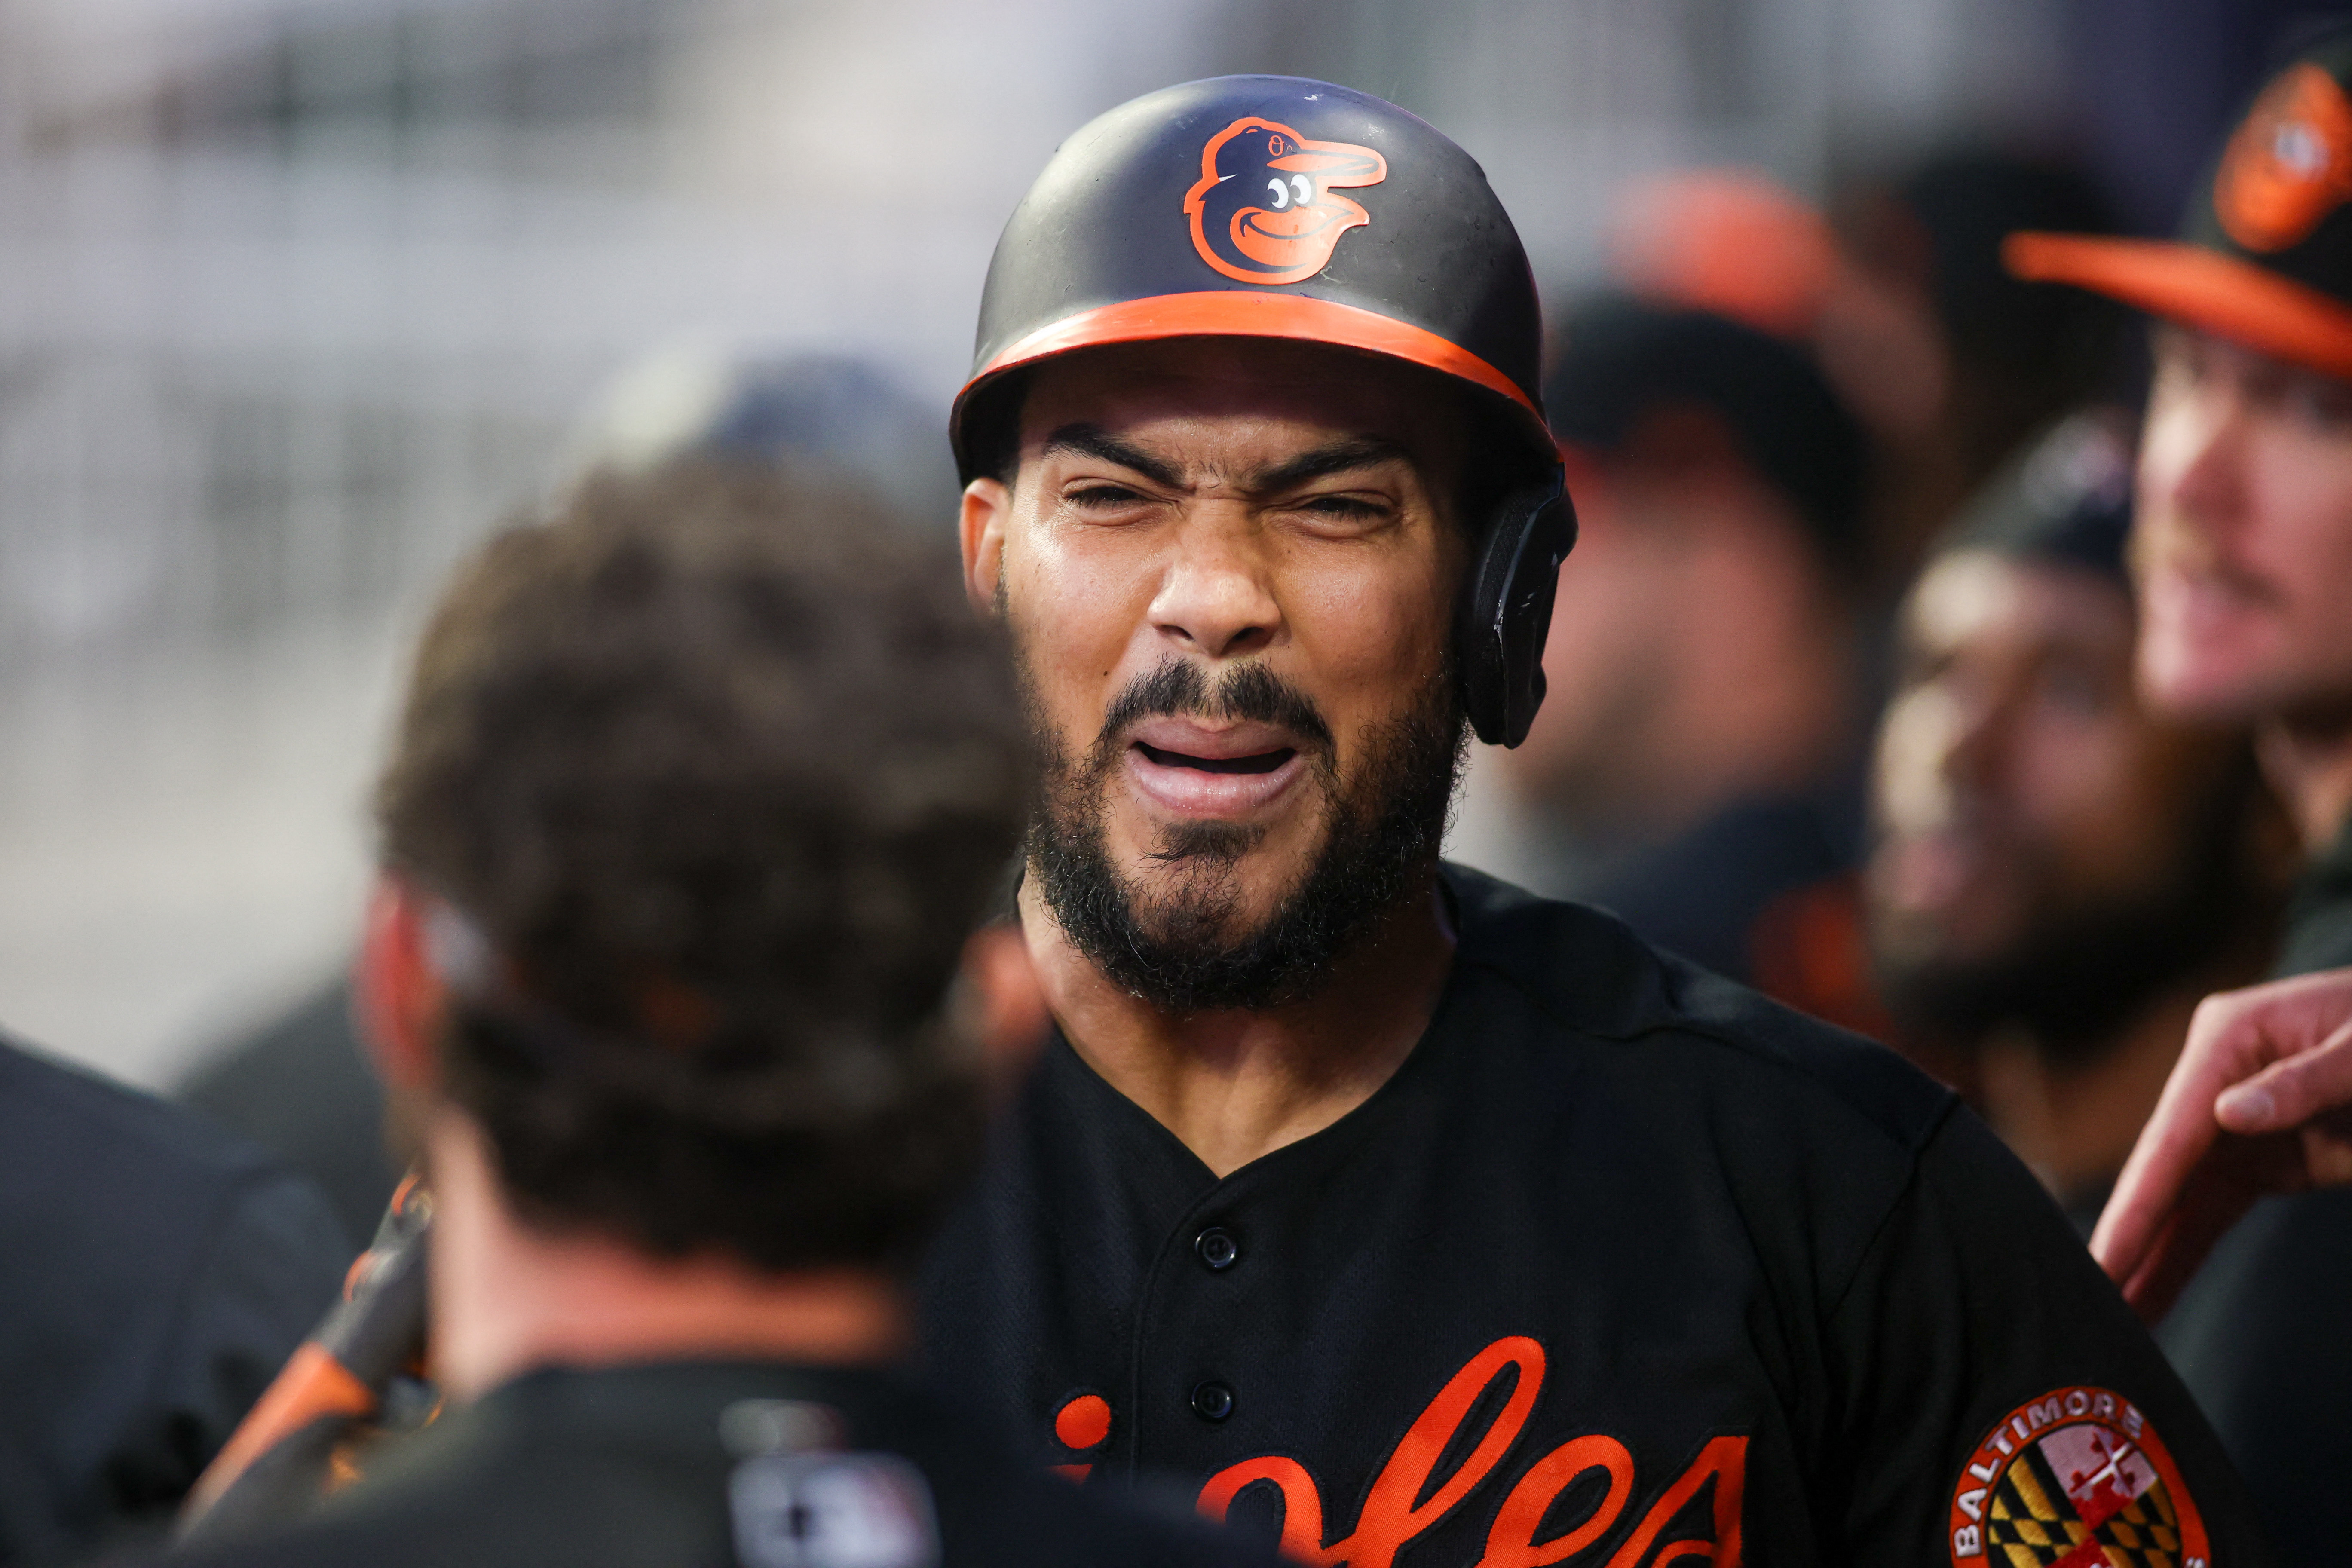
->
xmin=1135 ymin=741 xmax=1297 ymax=775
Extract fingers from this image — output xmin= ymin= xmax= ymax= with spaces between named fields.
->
xmin=2110 ymin=1129 xmax=2306 ymax=1322
xmin=2090 ymin=999 xmax=2239 ymax=1282
xmin=2214 ymin=1015 xmax=2352 ymax=1134
xmin=2092 ymin=1120 xmax=2204 ymax=1292
xmin=2092 ymin=968 xmax=2352 ymax=1283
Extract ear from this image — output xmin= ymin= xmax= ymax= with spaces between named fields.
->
xmin=960 ymin=478 xmax=1011 ymax=617
xmin=956 ymin=921 xmax=1050 ymax=1097
xmin=355 ymin=873 xmax=448 ymax=1095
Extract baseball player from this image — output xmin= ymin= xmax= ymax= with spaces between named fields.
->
xmin=2007 ymin=27 xmax=2352 ymax=1565
xmin=144 ymin=463 xmax=1285 ymax=1568
xmin=919 ymin=77 xmax=2268 ymax=1565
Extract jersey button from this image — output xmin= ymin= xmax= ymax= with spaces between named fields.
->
xmin=1194 ymin=1227 xmax=1239 ymax=1271
xmin=1190 ymin=1381 xmax=1235 ymax=1422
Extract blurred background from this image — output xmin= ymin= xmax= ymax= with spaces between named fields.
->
xmin=0 ymin=0 xmax=2329 ymax=1099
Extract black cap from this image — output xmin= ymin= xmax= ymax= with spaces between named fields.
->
xmin=1544 ymin=294 xmax=1866 ymax=573
xmin=1940 ymin=410 xmax=2135 ymax=586
xmin=2007 ymin=28 xmax=2352 ymax=380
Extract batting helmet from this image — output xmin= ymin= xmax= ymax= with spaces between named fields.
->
xmin=950 ymin=76 xmax=1575 ymax=748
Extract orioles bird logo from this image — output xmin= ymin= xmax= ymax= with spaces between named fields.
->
xmin=2215 ymin=62 xmax=2352 ymax=252
xmin=1184 ymin=116 xmax=1388 ymax=285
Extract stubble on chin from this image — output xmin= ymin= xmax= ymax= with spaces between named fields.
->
xmin=1016 ymin=651 xmax=1461 ymax=1014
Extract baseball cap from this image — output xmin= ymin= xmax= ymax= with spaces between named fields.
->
xmin=1939 ymin=409 xmax=2135 ymax=587
xmin=1545 ymin=294 xmax=1867 ymax=575
xmin=2004 ymin=28 xmax=2352 ymax=380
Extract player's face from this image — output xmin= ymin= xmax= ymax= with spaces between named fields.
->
xmin=2135 ymin=326 xmax=2352 ymax=724
xmin=1870 ymin=550 xmax=2239 ymax=995
xmin=963 ymin=338 xmax=1469 ymax=1010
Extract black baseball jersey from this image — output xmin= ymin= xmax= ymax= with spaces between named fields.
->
xmin=142 ymin=1361 xmax=1286 ymax=1568
xmin=919 ymin=867 xmax=2268 ymax=1566
xmin=2158 ymin=816 xmax=2352 ymax=1568
xmin=0 ymin=1031 xmax=346 ymax=1565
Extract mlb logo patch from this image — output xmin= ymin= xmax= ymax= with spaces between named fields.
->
xmin=729 ymin=1451 xmax=940 ymax=1568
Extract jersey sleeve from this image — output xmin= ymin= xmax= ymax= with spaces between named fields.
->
xmin=1815 ymin=1104 xmax=2272 ymax=1566
xmin=119 ymin=1169 xmax=349 ymax=1516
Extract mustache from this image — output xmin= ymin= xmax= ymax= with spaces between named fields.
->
xmin=1098 ymin=658 xmax=1337 ymax=753
xmin=2134 ymin=523 xmax=2280 ymax=605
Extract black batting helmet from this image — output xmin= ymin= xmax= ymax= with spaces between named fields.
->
xmin=950 ymin=75 xmax=1575 ymax=748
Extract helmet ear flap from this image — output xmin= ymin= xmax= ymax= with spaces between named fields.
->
xmin=1458 ymin=473 xmax=1577 ymax=748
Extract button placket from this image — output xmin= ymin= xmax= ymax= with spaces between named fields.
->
xmin=1194 ymin=1226 xmax=1240 ymax=1270
xmin=1189 ymin=1381 xmax=1235 ymax=1421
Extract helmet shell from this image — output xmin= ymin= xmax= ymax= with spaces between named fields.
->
xmin=951 ymin=75 xmax=1552 ymax=479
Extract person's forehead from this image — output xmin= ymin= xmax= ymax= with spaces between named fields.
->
xmin=1017 ymin=338 xmax=1456 ymax=450
xmin=1907 ymin=550 xmax=2133 ymax=655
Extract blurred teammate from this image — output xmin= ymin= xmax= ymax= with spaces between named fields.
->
xmin=0 ymin=1032 xmax=343 ymax=1564
xmin=1867 ymin=413 xmax=2285 ymax=1228
xmin=1845 ymin=150 xmax=2128 ymax=585
xmin=177 ymin=352 xmax=953 ymax=1248
xmin=920 ymin=75 xmax=2264 ymax=1565
xmin=2010 ymin=29 xmax=2352 ymax=1562
xmin=150 ymin=463 xmax=1277 ymax=1568
xmin=1495 ymin=294 xmax=1872 ymax=991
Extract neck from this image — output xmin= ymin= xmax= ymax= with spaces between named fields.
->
xmin=1020 ymin=868 xmax=1455 ymax=1178
xmin=2258 ymin=713 xmax=2352 ymax=853
xmin=425 ymin=1110 xmax=907 ymax=1403
xmin=1975 ymin=986 xmax=2206 ymax=1206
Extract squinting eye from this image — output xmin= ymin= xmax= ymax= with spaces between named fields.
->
xmin=1266 ymin=178 xmax=1290 ymax=211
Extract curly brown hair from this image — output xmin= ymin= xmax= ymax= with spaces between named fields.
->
xmin=376 ymin=460 xmax=1026 ymax=1271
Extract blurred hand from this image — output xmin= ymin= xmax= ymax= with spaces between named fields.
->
xmin=2092 ymin=967 xmax=2352 ymax=1322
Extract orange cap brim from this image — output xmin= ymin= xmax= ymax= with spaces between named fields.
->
xmin=2005 ymin=231 xmax=2352 ymax=381
xmin=953 ymin=291 xmax=1550 ymax=465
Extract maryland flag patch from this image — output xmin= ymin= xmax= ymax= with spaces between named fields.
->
xmin=1948 ymin=1387 xmax=2208 ymax=1568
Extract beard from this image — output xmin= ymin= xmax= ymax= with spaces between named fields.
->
xmin=1870 ymin=759 xmax=2266 ymax=1063
xmin=1874 ymin=895 xmax=2224 ymax=1061
xmin=1023 ymin=654 xmax=1466 ymax=1014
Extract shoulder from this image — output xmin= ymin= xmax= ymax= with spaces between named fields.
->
xmin=1442 ymin=863 xmax=1954 ymax=1161
xmin=0 ymin=1027 xmax=345 ymax=1334
xmin=0 ymin=1028 xmax=344 ymax=1268
xmin=0 ymin=1029 xmax=288 ymax=1191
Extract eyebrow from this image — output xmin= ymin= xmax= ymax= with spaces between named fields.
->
xmin=1040 ymin=424 xmax=1186 ymax=490
xmin=1248 ymin=436 xmax=1414 ymax=494
xmin=1041 ymin=424 xmax=1415 ymax=497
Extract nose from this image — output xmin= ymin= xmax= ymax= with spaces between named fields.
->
xmin=1147 ymin=513 xmax=1283 ymax=661
xmin=1936 ymin=668 xmax=2019 ymax=798
xmin=2151 ymin=377 xmax=2251 ymax=542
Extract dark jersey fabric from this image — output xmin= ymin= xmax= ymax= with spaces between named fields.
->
xmin=0 ymin=1032 xmax=346 ymax=1565
xmin=1582 ymin=781 xmax=1865 ymax=988
xmin=2157 ymin=818 xmax=2352 ymax=1568
xmin=2271 ymin=815 xmax=2352 ymax=980
xmin=919 ymin=866 xmax=2266 ymax=1566
xmin=176 ymin=975 xmax=399 ymax=1253
xmin=142 ymin=1362 xmax=1283 ymax=1568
